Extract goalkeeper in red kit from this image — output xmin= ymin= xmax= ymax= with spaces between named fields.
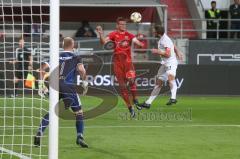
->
xmin=96 ymin=17 xmax=144 ymax=118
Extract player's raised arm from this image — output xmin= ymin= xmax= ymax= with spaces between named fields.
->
xmin=96 ymin=25 xmax=110 ymax=45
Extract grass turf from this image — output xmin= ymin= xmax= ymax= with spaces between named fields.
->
xmin=0 ymin=95 xmax=240 ymax=159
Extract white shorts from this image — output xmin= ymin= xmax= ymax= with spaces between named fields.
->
xmin=156 ymin=64 xmax=178 ymax=82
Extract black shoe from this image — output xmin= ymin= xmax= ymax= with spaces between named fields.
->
xmin=133 ymin=99 xmax=142 ymax=110
xmin=140 ymin=102 xmax=151 ymax=109
xmin=135 ymin=105 xmax=142 ymax=110
xmin=133 ymin=99 xmax=139 ymax=106
xmin=76 ymin=135 xmax=88 ymax=148
xmin=166 ymin=99 xmax=177 ymax=106
xmin=34 ymin=136 xmax=41 ymax=147
xmin=128 ymin=107 xmax=136 ymax=118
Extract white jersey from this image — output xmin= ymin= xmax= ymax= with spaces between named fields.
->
xmin=158 ymin=33 xmax=178 ymax=66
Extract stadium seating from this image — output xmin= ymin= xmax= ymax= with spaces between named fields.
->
xmin=160 ymin=0 xmax=198 ymax=39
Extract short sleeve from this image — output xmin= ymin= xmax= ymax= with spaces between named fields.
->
xmin=76 ymin=56 xmax=83 ymax=65
xmin=108 ymin=31 xmax=115 ymax=41
xmin=128 ymin=32 xmax=135 ymax=41
xmin=162 ymin=38 xmax=172 ymax=49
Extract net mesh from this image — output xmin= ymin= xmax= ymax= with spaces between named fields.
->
xmin=0 ymin=0 xmax=50 ymax=158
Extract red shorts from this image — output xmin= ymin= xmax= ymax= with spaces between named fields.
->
xmin=114 ymin=60 xmax=135 ymax=84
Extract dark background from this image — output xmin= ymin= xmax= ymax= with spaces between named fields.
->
xmin=189 ymin=40 xmax=240 ymax=65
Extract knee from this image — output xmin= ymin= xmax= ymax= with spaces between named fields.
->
xmin=168 ymin=74 xmax=175 ymax=81
xmin=128 ymin=78 xmax=135 ymax=86
xmin=74 ymin=109 xmax=83 ymax=120
xmin=74 ymin=109 xmax=83 ymax=116
xmin=155 ymin=79 xmax=163 ymax=88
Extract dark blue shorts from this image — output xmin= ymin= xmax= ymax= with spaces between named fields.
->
xmin=59 ymin=82 xmax=81 ymax=112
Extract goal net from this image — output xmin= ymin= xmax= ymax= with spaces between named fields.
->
xmin=0 ymin=1 xmax=52 ymax=158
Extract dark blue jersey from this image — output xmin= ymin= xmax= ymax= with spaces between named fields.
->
xmin=59 ymin=51 xmax=82 ymax=84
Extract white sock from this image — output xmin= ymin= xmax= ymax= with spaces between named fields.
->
xmin=170 ymin=80 xmax=177 ymax=99
xmin=146 ymin=85 xmax=161 ymax=104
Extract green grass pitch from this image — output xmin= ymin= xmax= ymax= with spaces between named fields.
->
xmin=0 ymin=95 xmax=240 ymax=159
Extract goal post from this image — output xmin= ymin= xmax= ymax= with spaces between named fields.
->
xmin=49 ymin=0 xmax=59 ymax=159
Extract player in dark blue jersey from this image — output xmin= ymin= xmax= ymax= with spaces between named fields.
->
xmin=34 ymin=37 xmax=89 ymax=148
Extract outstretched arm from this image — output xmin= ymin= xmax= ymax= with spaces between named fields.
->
xmin=96 ymin=26 xmax=110 ymax=45
xmin=132 ymin=37 xmax=144 ymax=48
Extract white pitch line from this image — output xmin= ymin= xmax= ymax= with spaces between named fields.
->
xmin=60 ymin=124 xmax=240 ymax=129
xmin=0 ymin=147 xmax=31 ymax=159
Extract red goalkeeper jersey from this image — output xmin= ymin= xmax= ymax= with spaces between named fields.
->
xmin=108 ymin=30 xmax=135 ymax=62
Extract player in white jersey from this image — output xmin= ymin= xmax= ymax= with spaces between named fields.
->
xmin=138 ymin=25 xmax=183 ymax=109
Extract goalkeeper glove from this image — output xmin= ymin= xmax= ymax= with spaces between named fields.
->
xmin=38 ymin=80 xmax=48 ymax=98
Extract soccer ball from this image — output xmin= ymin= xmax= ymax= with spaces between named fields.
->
xmin=130 ymin=12 xmax=142 ymax=23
